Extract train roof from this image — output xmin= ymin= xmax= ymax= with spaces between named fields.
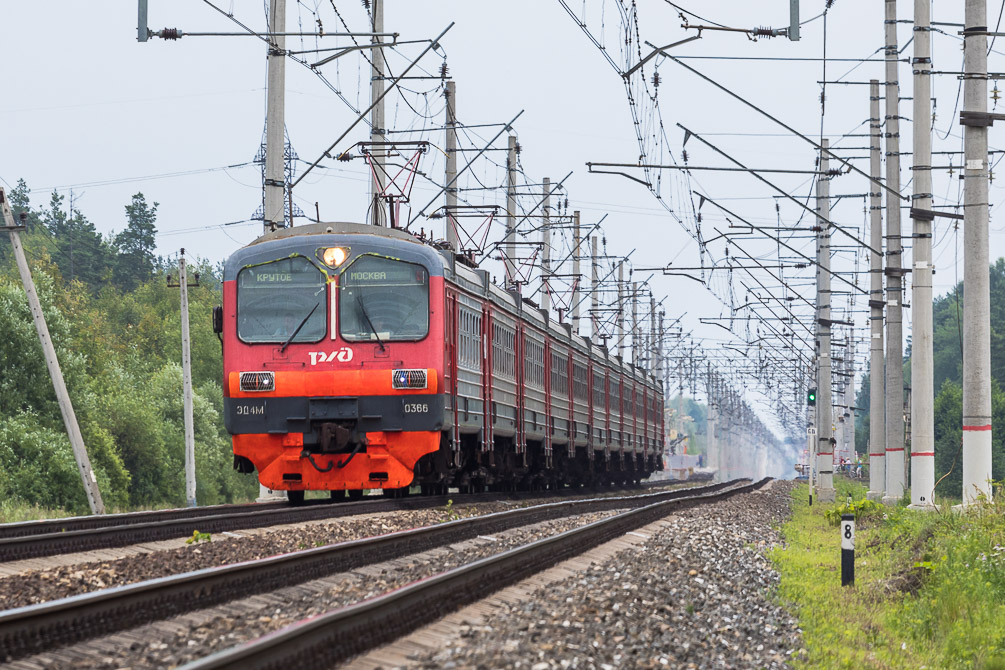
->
xmin=224 ymin=222 xmax=446 ymax=280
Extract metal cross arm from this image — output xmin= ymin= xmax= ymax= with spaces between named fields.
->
xmin=680 ymin=126 xmax=882 ymax=258
xmin=312 ymin=34 xmax=405 ymax=67
xmin=696 ymin=193 xmax=868 ymax=296
xmin=293 ymin=22 xmax=454 ymax=191
xmin=622 ymin=35 xmax=702 ymax=78
xmin=959 ymin=110 xmax=1005 ymax=127
xmin=661 ymin=50 xmax=907 ymax=202
xmin=587 ymin=162 xmax=836 ymax=176
xmin=409 ymin=109 xmax=526 ymax=226
xmin=909 ymin=207 xmax=964 ymax=221
xmin=586 ymin=163 xmax=650 ymax=188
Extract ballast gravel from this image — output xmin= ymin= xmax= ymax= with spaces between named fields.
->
xmin=411 ymin=481 xmax=800 ymax=670
xmin=0 ymin=501 xmax=512 ymax=610
xmin=59 ymin=510 xmax=623 ymax=669
xmin=0 ymin=485 xmax=687 ymax=610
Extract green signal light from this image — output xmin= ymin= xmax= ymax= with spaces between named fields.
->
xmin=807 ymin=388 xmax=817 ymax=406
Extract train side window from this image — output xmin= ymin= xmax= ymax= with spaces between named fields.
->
xmin=458 ymin=307 xmax=482 ymax=370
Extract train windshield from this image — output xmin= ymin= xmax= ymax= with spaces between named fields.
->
xmin=237 ymin=256 xmax=327 ymax=343
xmin=339 ymin=254 xmax=429 ymax=342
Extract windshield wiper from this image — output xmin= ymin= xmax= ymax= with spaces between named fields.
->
xmin=280 ymin=302 xmax=320 ymax=353
xmin=356 ymin=294 xmax=386 ymax=351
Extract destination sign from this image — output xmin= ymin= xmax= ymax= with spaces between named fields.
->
xmin=239 ymin=257 xmax=326 ymax=288
xmin=343 ymin=265 xmax=427 ymax=286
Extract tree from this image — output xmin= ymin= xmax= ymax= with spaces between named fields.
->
xmin=114 ymin=193 xmax=159 ymax=291
xmin=39 ymin=190 xmax=115 ymax=288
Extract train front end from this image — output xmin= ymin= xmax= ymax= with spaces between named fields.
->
xmin=220 ymin=223 xmax=445 ymax=499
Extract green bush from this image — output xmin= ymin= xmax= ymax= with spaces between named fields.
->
xmin=823 ymin=497 xmax=884 ymax=527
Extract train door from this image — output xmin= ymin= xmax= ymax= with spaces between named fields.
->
xmin=515 ymin=324 xmax=526 ymax=462
xmin=482 ymin=304 xmax=493 ymax=456
xmin=445 ymin=290 xmax=460 ymax=468
xmin=543 ymin=337 xmax=553 ymax=468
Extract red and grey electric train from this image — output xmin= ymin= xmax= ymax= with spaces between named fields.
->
xmin=217 ymin=222 xmax=664 ymax=503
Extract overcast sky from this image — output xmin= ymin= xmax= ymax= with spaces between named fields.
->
xmin=2 ymin=1 xmax=999 ymax=436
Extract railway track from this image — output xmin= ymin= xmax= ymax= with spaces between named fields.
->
xmin=0 ymin=479 xmax=741 ymax=662
xmin=0 ymin=478 xmax=690 ymax=562
xmin=182 ymin=477 xmax=769 ymax=670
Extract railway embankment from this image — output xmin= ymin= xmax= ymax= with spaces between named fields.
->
xmin=771 ymin=479 xmax=1005 ymax=668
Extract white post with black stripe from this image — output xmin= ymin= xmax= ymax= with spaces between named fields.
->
xmin=841 ymin=513 xmax=855 ymax=586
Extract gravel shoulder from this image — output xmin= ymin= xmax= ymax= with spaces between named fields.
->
xmin=395 ymin=480 xmax=801 ymax=670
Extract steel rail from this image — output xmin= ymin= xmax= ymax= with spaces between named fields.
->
xmin=0 ymin=495 xmax=456 ymax=562
xmin=0 ymin=479 xmax=686 ymax=561
xmin=183 ymin=478 xmax=770 ymax=670
xmin=0 ymin=501 xmax=286 ymax=541
xmin=0 ymin=479 xmax=737 ymax=662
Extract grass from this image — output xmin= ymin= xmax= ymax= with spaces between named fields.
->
xmin=0 ymin=498 xmax=77 ymax=524
xmin=772 ymin=479 xmax=1005 ymax=669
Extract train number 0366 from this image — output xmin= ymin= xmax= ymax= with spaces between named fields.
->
xmin=403 ymin=403 xmax=429 ymax=413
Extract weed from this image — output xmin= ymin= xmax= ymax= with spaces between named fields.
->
xmin=823 ymin=497 xmax=884 ymax=527
xmin=185 ymin=530 xmax=212 ymax=544
xmin=442 ymin=498 xmax=461 ymax=522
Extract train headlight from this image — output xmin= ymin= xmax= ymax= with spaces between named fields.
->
xmin=240 ymin=371 xmax=275 ymax=392
xmin=321 ymin=246 xmax=349 ymax=268
xmin=392 ymin=369 xmax=427 ymax=390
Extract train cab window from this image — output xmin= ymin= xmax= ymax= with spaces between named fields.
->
xmin=339 ymin=254 xmax=429 ymax=342
xmin=236 ymin=256 xmax=327 ymax=343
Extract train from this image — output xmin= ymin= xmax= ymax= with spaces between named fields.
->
xmin=215 ymin=222 xmax=665 ymax=503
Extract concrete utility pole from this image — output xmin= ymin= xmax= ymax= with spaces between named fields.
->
xmin=816 ymin=139 xmax=836 ymax=502
xmin=504 ymin=135 xmax=518 ymax=285
xmin=444 ymin=80 xmax=459 ymax=251
xmin=962 ymin=0 xmax=993 ymax=504
xmin=844 ymin=344 xmax=856 ymax=466
xmin=592 ymin=236 xmax=600 ymax=339
xmin=706 ymin=365 xmax=718 ymax=480
xmin=617 ymin=262 xmax=625 ymax=359
xmin=1 ymin=189 xmax=105 ymax=514
xmin=631 ymin=282 xmax=639 ymax=364
xmin=807 ymin=395 xmax=816 ymax=502
xmin=179 ymin=250 xmax=196 ymax=507
xmin=910 ymin=0 xmax=936 ymax=509
xmin=370 ymin=0 xmax=386 ymax=227
xmin=883 ymin=0 xmax=907 ymax=504
xmin=657 ymin=312 xmax=664 ymax=382
xmin=572 ymin=211 xmax=581 ymax=333
xmin=867 ymin=79 xmax=887 ymax=501
xmin=649 ymin=294 xmax=657 ymax=371
xmin=264 ymin=0 xmax=287 ymax=233
xmin=542 ymin=176 xmax=550 ymax=315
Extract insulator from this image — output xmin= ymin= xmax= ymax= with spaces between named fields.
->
xmin=751 ymin=26 xmax=776 ymax=38
xmin=160 ymin=28 xmax=181 ymax=40
xmin=361 ymin=0 xmax=370 ymax=9
xmin=336 ymin=151 xmax=353 ymax=162
xmin=681 ymin=149 xmax=688 ymax=163
xmin=440 ymin=61 xmax=449 ymax=79
xmin=652 ymin=71 xmax=660 ymax=88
